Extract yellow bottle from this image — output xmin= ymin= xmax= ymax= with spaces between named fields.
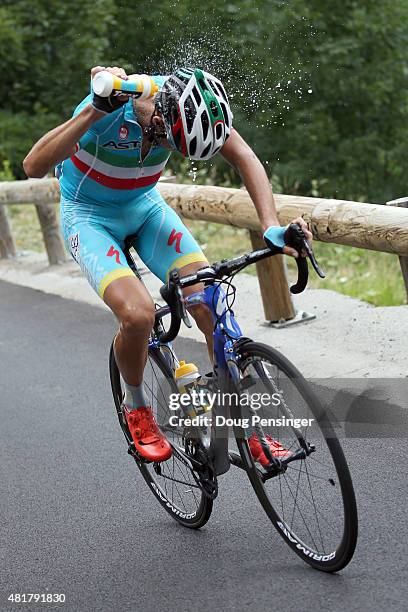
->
xmin=175 ymin=361 xmax=201 ymax=418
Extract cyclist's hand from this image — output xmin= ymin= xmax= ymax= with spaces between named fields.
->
xmin=90 ymin=66 xmax=130 ymax=114
xmin=285 ymin=217 xmax=313 ymax=258
xmin=263 ymin=218 xmax=312 ymax=258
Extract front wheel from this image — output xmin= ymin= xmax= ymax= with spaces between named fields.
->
xmin=109 ymin=342 xmax=213 ymax=529
xmin=234 ymin=342 xmax=358 ymax=572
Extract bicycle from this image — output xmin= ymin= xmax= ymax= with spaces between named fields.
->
xmin=109 ymin=224 xmax=358 ymax=572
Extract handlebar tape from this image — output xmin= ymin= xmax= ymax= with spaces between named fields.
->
xmin=289 ymin=257 xmax=309 ymax=294
xmin=284 ymin=223 xmax=310 ymax=294
xmin=157 ymin=283 xmax=182 ymax=344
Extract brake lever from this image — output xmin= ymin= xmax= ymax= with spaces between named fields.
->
xmin=175 ymin=283 xmax=192 ymax=328
xmin=284 ymin=223 xmax=326 ymax=294
xmin=167 ymin=268 xmax=192 ymax=329
xmin=301 ymin=238 xmax=325 ymax=279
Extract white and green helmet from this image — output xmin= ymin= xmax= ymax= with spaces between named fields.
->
xmin=156 ymin=67 xmax=233 ymax=160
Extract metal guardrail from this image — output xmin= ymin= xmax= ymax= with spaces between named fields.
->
xmin=1 ymin=178 xmax=407 ymax=323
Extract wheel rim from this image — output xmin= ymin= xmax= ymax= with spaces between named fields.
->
xmin=115 ymin=348 xmax=206 ymax=520
xmin=238 ymin=353 xmax=352 ymax=561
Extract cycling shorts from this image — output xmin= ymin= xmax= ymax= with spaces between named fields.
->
xmin=60 ymin=188 xmax=208 ymax=298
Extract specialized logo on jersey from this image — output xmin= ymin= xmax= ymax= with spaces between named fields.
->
xmin=167 ymin=229 xmax=183 ymax=254
xmin=69 ymin=232 xmax=80 ymax=262
xmin=119 ymin=125 xmax=129 ymax=140
xmin=107 ymin=245 xmax=122 ymax=265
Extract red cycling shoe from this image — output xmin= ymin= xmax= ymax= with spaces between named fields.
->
xmin=248 ymin=432 xmax=292 ymax=467
xmin=123 ymin=406 xmax=172 ymax=462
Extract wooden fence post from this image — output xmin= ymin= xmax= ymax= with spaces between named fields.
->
xmin=0 ymin=204 xmax=16 ymax=258
xmin=34 ymin=203 xmax=66 ymax=265
xmin=249 ymin=230 xmax=295 ymax=322
xmin=386 ymin=197 xmax=408 ymax=302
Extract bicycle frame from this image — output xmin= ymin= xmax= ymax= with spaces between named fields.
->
xmin=150 ymin=283 xmax=247 ymax=475
xmin=151 ymin=283 xmax=243 ymax=371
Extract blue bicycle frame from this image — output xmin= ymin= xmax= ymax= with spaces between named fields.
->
xmin=149 ymin=283 xmax=245 ymax=475
xmin=150 ymin=283 xmax=243 ymax=379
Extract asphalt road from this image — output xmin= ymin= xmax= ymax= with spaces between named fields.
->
xmin=1 ymin=280 xmax=407 ymax=612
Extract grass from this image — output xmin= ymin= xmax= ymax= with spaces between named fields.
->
xmin=7 ymin=205 xmax=406 ymax=306
xmin=8 ymin=204 xmax=44 ymax=252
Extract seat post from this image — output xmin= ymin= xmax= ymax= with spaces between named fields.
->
xmin=123 ymin=234 xmax=141 ymax=278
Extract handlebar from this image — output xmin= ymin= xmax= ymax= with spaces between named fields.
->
xmin=156 ymin=223 xmax=325 ymax=343
xmin=158 ymin=269 xmax=192 ymax=344
xmin=283 ymin=223 xmax=325 ymax=294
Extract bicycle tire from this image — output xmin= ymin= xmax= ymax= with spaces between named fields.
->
xmin=233 ymin=341 xmax=358 ymax=572
xmin=109 ymin=341 xmax=213 ymax=529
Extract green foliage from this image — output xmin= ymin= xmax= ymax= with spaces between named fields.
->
xmin=2 ymin=0 xmax=408 ymax=202
xmin=0 ymin=110 xmax=62 ymax=179
xmin=1 ymin=0 xmax=115 ymax=113
xmin=268 ymin=0 xmax=408 ymax=202
xmin=0 ymin=159 xmax=14 ymax=181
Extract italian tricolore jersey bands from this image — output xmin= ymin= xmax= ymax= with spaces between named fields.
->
xmin=57 ymin=74 xmax=208 ymax=295
xmin=57 ymin=75 xmax=171 ymax=205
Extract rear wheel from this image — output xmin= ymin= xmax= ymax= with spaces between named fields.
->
xmin=109 ymin=341 xmax=213 ymax=529
xmin=234 ymin=342 xmax=358 ymax=572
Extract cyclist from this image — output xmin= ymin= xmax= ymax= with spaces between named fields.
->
xmin=23 ymin=65 xmax=312 ymax=465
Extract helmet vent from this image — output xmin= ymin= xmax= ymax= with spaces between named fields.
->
xmin=220 ymin=102 xmax=230 ymax=127
xmin=198 ymin=78 xmax=208 ymax=91
xmin=184 ymin=96 xmax=196 ymax=134
xmin=192 ymin=87 xmax=201 ymax=105
xmin=168 ymin=78 xmax=184 ymax=96
xmin=217 ymin=81 xmax=228 ymax=103
xmin=209 ymin=80 xmax=219 ymax=95
xmin=189 ymin=136 xmax=197 ymax=157
xmin=201 ymin=143 xmax=211 ymax=158
xmin=215 ymin=123 xmax=223 ymax=140
xmin=201 ymin=112 xmax=209 ymax=140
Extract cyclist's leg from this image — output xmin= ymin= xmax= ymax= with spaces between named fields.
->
xmin=60 ymin=198 xmax=171 ymax=461
xmin=60 ymin=199 xmax=154 ymax=388
xmin=132 ymin=189 xmax=214 ymax=358
xmin=104 ymin=277 xmax=154 ymax=387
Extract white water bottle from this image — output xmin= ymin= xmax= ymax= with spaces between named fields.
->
xmin=92 ymin=71 xmax=158 ymax=99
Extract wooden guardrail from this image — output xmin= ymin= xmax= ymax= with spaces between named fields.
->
xmin=1 ymin=179 xmax=408 ymax=321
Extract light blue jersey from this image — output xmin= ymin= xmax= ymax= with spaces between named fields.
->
xmin=58 ymin=74 xmax=207 ymax=297
xmin=57 ymin=75 xmax=170 ymax=205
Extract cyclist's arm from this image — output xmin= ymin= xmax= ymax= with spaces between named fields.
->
xmin=220 ymin=129 xmax=311 ymax=255
xmin=220 ymin=129 xmax=280 ymax=231
xmin=23 ymin=105 xmax=104 ymax=178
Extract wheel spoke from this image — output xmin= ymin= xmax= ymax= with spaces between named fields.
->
xmin=236 ymin=344 xmax=355 ymax=566
xmin=112 ymin=347 xmax=209 ymax=522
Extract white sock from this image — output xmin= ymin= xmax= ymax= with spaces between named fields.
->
xmin=123 ymin=382 xmax=148 ymax=411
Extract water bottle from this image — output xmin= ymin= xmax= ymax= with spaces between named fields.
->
xmin=174 ymin=360 xmax=202 ymax=419
xmin=175 ymin=360 xmax=212 ymax=446
xmin=92 ymin=71 xmax=158 ymax=99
